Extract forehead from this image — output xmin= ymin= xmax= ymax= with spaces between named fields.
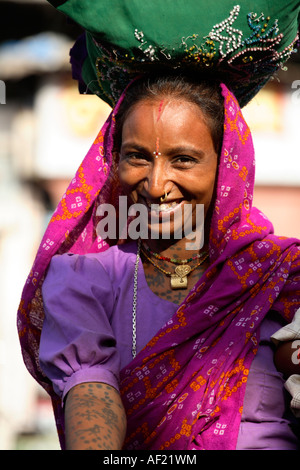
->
xmin=125 ymin=96 xmax=205 ymax=121
xmin=122 ymin=97 xmax=213 ymax=144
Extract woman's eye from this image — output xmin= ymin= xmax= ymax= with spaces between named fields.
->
xmin=122 ymin=153 xmax=148 ymax=164
xmin=173 ymin=155 xmax=197 ymax=166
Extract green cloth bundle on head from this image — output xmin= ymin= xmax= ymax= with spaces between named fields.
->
xmin=48 ymin=1 xmax=300 ymax=107
xmin=48 ymin=0 xmax=300 ymax=107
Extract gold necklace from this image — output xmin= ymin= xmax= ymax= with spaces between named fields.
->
xmin=140 ymin=246 xmax=209 ymax=290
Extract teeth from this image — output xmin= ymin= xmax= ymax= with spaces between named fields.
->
xmin=159 ymin=201 xmax=178 ymax=211
xmin=146 ymin=199 xmax=180 ymax=212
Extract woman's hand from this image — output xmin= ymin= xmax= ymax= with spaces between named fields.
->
xmin=64 ymin=382 xmax=127 ymax=450
xmin=274 ymin=340 xmax=300 ymax=378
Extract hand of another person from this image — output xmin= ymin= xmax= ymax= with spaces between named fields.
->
xmin=274 ymin=340 xmax=300 ymax=378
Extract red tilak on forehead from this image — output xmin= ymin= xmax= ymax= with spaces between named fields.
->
xmin=153 ymin=137 xmax=161 ymax=158
xmin=156 ymin=100 xmax=164 ymax=122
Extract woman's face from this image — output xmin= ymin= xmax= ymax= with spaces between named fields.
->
xmin=118 ymin=97 xmax=218 ymax=244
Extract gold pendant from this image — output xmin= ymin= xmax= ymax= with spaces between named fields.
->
xmin=170 ymin=265 xmax=191 ymax=290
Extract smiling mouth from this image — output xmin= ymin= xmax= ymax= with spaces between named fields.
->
xmin=144 ymin=198 xmax=185 ymax=214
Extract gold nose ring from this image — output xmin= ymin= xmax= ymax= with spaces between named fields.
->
xmin=160 ymin=191 xmax=168 ymax=203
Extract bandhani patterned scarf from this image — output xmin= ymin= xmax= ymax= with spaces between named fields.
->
xmin=17 ymin=83 xmax=300 ymax=450
xmin=119 ymin=85 xmax=300 ymax=450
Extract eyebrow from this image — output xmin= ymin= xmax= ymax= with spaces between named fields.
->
xmin=166 ymin=146 xmax=205 ymax=157
xmin=121 ymin=143 xmax=149 ymax=153
xmin=121 ymin=142 xmax=205 ymax=157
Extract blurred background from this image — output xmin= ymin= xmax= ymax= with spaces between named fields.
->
xmin=0 ymin=0 xmax=299 ymax=450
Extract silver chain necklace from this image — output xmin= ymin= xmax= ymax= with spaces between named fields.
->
xmin=132 ymin=238 xmax=141 ymax=358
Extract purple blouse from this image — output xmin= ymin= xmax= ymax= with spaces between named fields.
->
xmin=40 ymin=242 xmax=299 ymax=450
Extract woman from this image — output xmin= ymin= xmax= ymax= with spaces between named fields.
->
xmin=31 ymin=74 xmax=300 ymax=450
xmin=17 ymin=0 xmax=300 ymax=451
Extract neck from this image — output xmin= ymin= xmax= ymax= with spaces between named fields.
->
xmin=142 ymin=217 xmax=211 ymax=259
xmin=141 ymin=236 xmax=208 ymax=260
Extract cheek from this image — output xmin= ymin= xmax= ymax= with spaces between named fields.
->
xmin=118 ymin=166 xmax=132 ymax=194
xmin=192 ymin=165 xmax=217 ymax=201
xmin=118 ymin=163 xmax=142 ymax=193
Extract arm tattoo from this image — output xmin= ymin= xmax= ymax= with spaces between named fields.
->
xmin=65 ymin=382 xmax=126 ymax=450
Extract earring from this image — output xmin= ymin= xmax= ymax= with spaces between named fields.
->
xmin=160 ymin=190 xmax=168 ymax=203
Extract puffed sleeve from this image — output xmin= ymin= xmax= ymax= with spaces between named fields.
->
xmin=39 ymin=252 xmax=120 ymax=402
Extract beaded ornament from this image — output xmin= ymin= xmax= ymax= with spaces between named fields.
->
xmin=92 ymin=5 xmax=298 ymax=107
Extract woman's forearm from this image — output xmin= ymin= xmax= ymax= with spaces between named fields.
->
xmin=64 ymin=382 xmax=127 ymax=450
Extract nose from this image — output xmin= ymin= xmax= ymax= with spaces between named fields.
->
xmin=142 ymin=160 xmax=171 ymax=200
